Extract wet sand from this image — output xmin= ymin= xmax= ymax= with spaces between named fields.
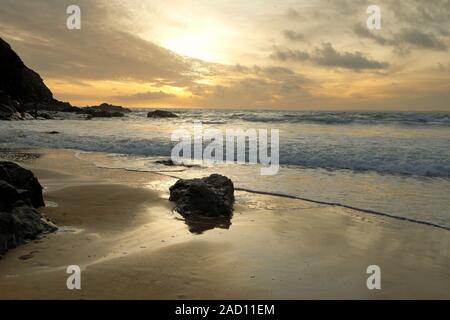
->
xmin=0 ymin=147 xmax=449 ymax=299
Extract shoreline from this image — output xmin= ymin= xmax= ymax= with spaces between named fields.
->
xmin=0 ymin=146 xmax=449 ymax=299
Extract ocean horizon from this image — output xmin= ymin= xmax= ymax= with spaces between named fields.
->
xmin=2 ymin=109 xmax=449 ymax=229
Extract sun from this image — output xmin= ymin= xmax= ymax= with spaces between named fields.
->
xmin=161 ymin=24 xmax=230 ymax=63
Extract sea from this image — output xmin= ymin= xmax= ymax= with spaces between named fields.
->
xmin=1 ymin=110 xmax=449 ymax=229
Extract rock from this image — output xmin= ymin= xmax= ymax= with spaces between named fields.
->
xmin=0 ymin=92 xmax=21 ymax=120
xmin=46 ymin=131 xmax=59 ymax=134
xmin=0 ymin=203 xmax=56 ymax=257
xmin=0 ymin=162 xmax=56 ymax=257
xmin=0 ymin=105 xmax=19 ymax=120
xmin=169 ymin=174 xmax=235 ymax=217
xmin=147 ymin=110 xmax=178 ymax=118
xmin=36 ymin=111 xmax=53 ymax=120
xmin=0 ymin=161 xmax=45 ymax=208
xmin=81 ymin=109 xmax=125 ymax=118
xmin=78 ymin=103 xmax=130 ymax=118
xmin=0 ymin=180 xmax=29 ymax=211
xmin=155 ymin=159 xmax=175 ymax=166
xmin=21 ymin=112 xmax=35 ymax=120
xmin=0 ymin=37 xmax=77 ymax=117
xmin=154 ymin=158 xmax=201 ymax=168
xmin=0 ymin=38 xmax=53 ymax=103
xmin=84 ymin=103 xmax=131 ymax=113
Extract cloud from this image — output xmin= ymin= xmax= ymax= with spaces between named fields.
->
xmin=397 ymin=29 xmax=448 ymax=51
xmin=313 ymin=43 xmax=389 ymax=69
xmin=1 ymin=0 xmax=449 ymax=110
xmin=271 ymin=49 xmax=310 ymax=62
xmin=353 ymin=24 xmax=395 ymax=46
xmin=272 ymin=43 xmax=389 ymax=70
xmin=0 ymin=0 xmax=203 ymax=87
xmin=286 ymin=8 xmax=302 ymax=20
xmin=190 ymin=64 xmax=314 ymax=108
xmin=354 ymin=24 xmax=448 ymax=52
xmin=112 ymin=90 xmax=175 ymax=101
xmin=283 ymin=30 xmax=304 ymax=42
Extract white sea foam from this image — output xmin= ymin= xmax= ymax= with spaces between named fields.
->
xmin=1 ymin=110 xmax=449 ymax=228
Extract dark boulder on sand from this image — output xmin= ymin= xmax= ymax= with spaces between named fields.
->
xmin=0 ymin=161 xmax=45 ymax=208
xmin=0 ymin=203 xmax=56 ymax=257
xmin=0 ymin=162 xmax=56 ymax=257
xmin=147 ymin=110 xmax=178 ymax=118
xmin=169 ymin=174 xmax=235 ymax=218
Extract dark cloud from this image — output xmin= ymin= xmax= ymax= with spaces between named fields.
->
xmin=398 ymin=29 xmax=448 ymax=51
xmin=272 ymin=43 xmax=389 ymax=70
xmin=385 ymin=0 xmax=450 ymax=35
xmin=271 ymin=49 xmax=310 ymax=62
xmin=354 ymin=24 xmax=448 ymax=52
xmin=283 ymin=30 xmax=304 ymax=42
xmin=313 ymin=43 xmax=389 ymax=69
xmin=112 ymin=90 xmax=176 ymax=102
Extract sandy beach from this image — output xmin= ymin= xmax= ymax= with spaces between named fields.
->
xmin=0 ymin=147 xmax=448 ymax=299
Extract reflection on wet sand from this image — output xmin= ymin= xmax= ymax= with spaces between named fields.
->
xmin=176 ymin=214 xmax=232 ymax=234
xmin=0 ymin=148 xmax=449 ymax=299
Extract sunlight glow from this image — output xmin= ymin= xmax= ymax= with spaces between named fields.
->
xmin=161 ymin=24 xmax=230 ymax=63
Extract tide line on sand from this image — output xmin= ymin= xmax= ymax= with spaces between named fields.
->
xmin=92 ymin=164 xmax=450 ymax=232
xmin=235 ymin=187 xmax=450 ymax=232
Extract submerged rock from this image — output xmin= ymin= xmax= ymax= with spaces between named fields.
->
xmin=154 ymin=158 xmax=201 ymax=168
xmin=80 ymin=109 xmax=125 ymax=118
xmin=169 ymin=174 xmax=235 ymax=218
xmin=155 ymin=159 xmax=175 ymax=166
xmin=147 ymin=110 xmax=178 ymax=118
xmin=0 ymin=161 xmax=56 ymax=257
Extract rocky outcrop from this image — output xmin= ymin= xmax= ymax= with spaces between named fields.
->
xmin=76 ymin=103 xmax=130 ymax=118
xmin=18 ymin=100 xmax=80 ymax=114
xmin=0 ymin=38 xmax=134 ymax=120
xmin=0 ymin=37 xmax=77 ymax=120
xmin=80 ymin=109 xmax=125 ymax=118
xmin=0 ymin=93 xmax=22 ymax=120
xmin=0 ymin=161 xmax=56 ymax=257
xmin=169 ymin=174 xmax=235 ymax=218
xmin=147 ymin=110 xmax=178 ymax=118
xmin=84 ymin=103 xmax=131 ymax=113
xmin=0 ymin=38 xmax=52 ymax=104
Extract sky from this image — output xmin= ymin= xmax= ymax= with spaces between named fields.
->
xmin=1 ymin=0 xmax=449 ymax=110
